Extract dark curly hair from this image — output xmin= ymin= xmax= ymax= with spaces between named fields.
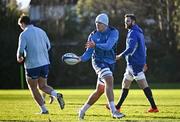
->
xmin=124 ymin=14 xmax=136 ymax=22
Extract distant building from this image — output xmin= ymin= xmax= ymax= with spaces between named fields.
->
xmin=29 ymin=5 xmax=65 ymax=21
xmin=25 ymin=0 xmax=78 ymax=40
xmin=29 ymin=0 xmax=77 ymax=21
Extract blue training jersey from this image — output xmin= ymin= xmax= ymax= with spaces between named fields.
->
xmin=17 ymin=25 xmax=50 ymax=69
xmin=121 ymin=24 xmax=146 ymax=65
xmin=81 ymin=27 xmax=119 ymax=64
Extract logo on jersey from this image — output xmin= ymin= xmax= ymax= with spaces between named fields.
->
xmin=97 ymin=38 xmax=100 ymax=42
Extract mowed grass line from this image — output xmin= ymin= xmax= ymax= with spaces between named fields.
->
xmin=0 ymin=89 xmax=180 ymax=122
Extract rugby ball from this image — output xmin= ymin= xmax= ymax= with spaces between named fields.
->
xmin=62 ymin=53 xmax=79 ymax=65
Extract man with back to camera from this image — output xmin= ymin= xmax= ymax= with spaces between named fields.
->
xmin=108 ymin=14 xmax=159 ymax=113
xmin=16 ymin=14 xmax=65 ymax=114
xmin=77 ymin=13 xmax=125 ymax=119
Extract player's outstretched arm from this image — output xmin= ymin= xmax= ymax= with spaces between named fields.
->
xmin=85 ymin=41 xmax=95 ymax=48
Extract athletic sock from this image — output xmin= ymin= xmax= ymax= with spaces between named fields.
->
xmin=50 ymin=90 xmax=57 ymax=98
xmin=40 ymin=105 xmax=48 ymax=112
xmin=143 ymin=87 xmax=157 ymax=109
xmin=116 ymin=88 xmax=129 ymax=109
xmin=108 ymin=101 xmax=116 ymax=113
xmin=80 ymin=103 xmax=91 ymax=113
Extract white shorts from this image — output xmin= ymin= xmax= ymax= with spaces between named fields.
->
xmin=97 ymin=67 xmax=113 ymax=85
xmin=124 ymin=65 xmax=146 ymax=81
xmin=92 ymin=61 xmax=114 ymax=86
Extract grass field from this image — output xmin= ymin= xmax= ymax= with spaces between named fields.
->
xmin=0 ymin=89 xmax=180 ymax=122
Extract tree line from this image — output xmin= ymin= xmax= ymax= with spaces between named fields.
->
xmin=0 ymin=0 xmax=179 ymax=89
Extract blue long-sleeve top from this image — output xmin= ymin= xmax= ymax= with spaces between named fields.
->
xmin=120 ymin=24 xmax=146 ymax=65
xmin=81 ymin=27 xmax=119 ymax=64
xmin=16 ymin=25 xmax=50 ymax=69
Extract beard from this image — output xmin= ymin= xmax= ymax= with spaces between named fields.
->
xmin=125 ymin=23 xmax=133 ymax=29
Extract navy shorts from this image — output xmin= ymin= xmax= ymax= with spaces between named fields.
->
xmin=26 ymin=64 xmax=49 ymax=79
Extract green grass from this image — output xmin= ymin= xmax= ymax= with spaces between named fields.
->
xmin=0 ymin=89 xmax=180 ymax=122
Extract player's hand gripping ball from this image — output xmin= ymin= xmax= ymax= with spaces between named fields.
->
xmin=62 ymin=53 xmax=79 ymax=65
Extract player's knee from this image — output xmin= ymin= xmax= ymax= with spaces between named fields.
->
xmin=96 ymin=85 xmax=104 ymax=95
xmin=137 ymin=79 xmax=149 ymax=89
xmin=122 ymin=83 xmax=130 ymax=89
xmin=38 ymin=84 xmax=46 ymax=91
xmin=122 ymin=78 xmax=132 ymax=89
xmin=98 ymin=87 xmax=104 ymax=95
xmin=104 ymin=76 xmax=113 ymax=86
xmin=27 ymin=83 xmax=37 ymax=90
xmin=29 ymin=86 xmax=38 ymax=93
